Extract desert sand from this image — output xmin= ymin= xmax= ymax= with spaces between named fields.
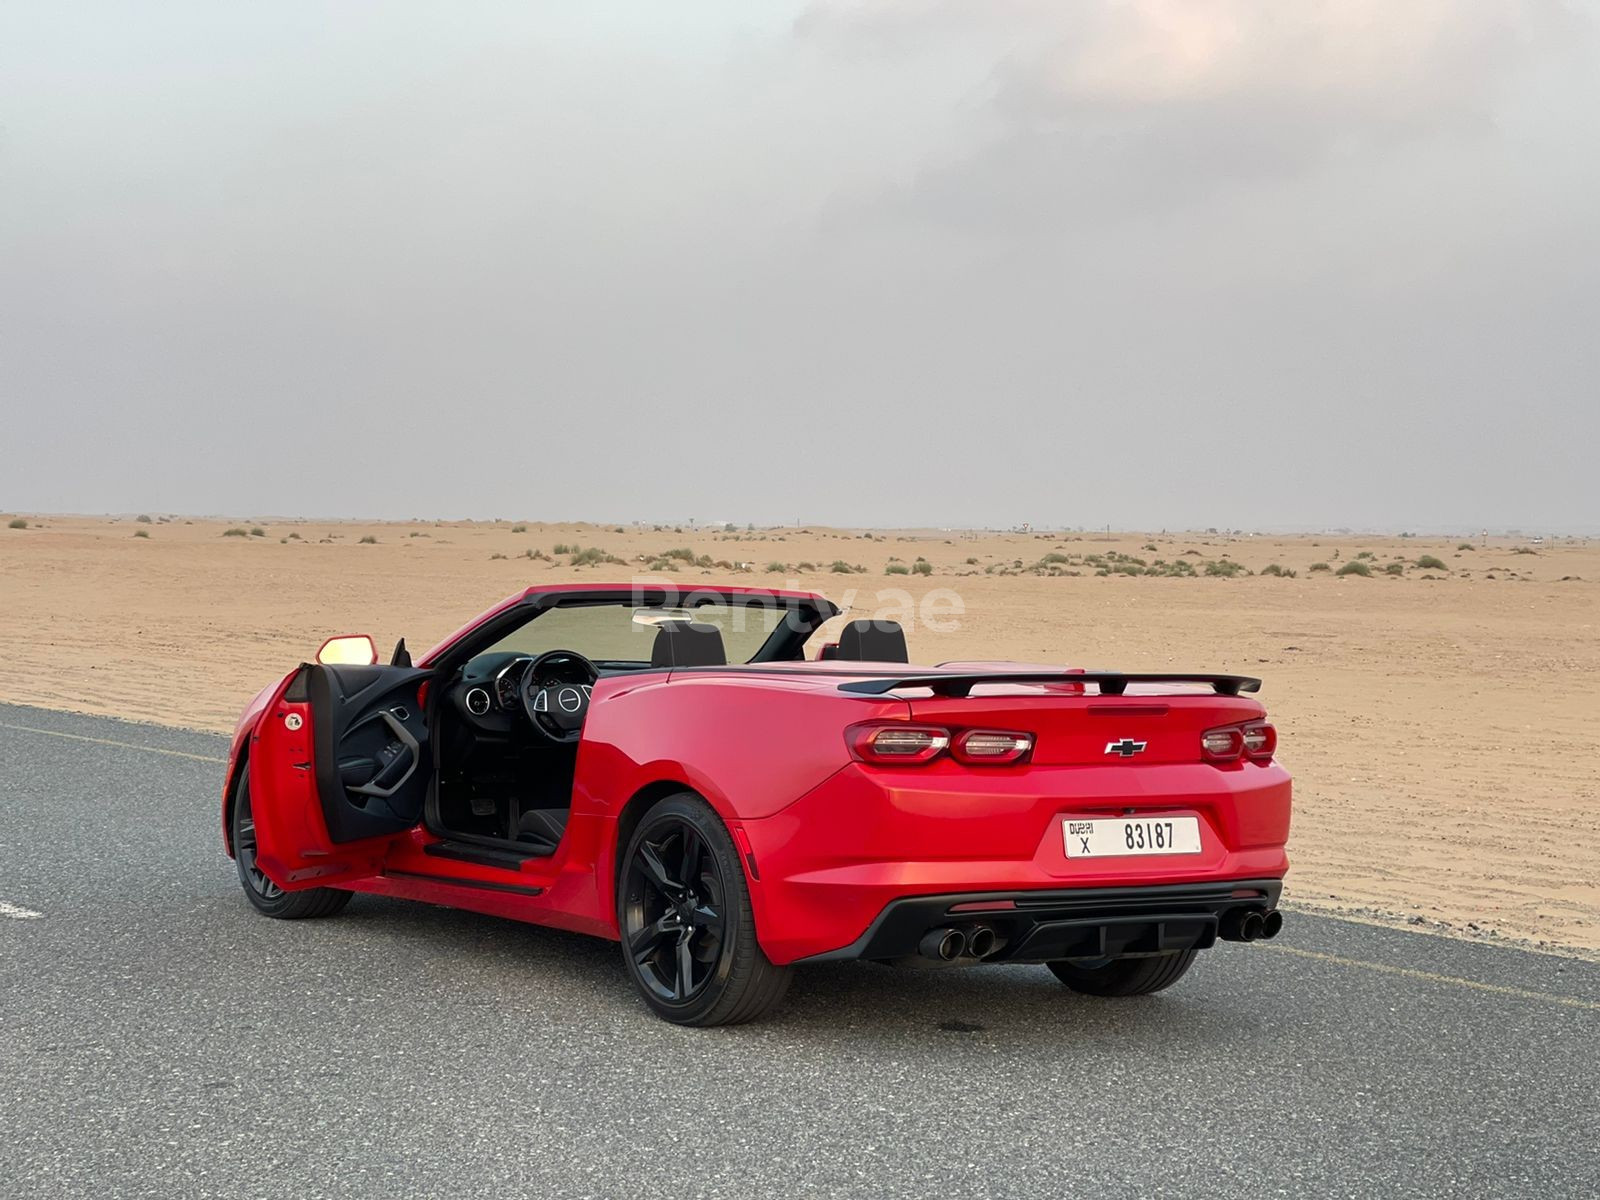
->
xmin=2 ymin=514 xmax=1596 ymax=954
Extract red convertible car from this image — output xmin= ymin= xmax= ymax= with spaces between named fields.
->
xmin=224 ymin=583 xmax=1291 ymax=1025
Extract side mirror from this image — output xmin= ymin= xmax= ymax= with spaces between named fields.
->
xmin=315 ymin=634 xmax=378 ymax=666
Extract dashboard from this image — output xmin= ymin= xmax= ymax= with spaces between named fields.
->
xmin=449 ymin=651 xmax=598 ymax=733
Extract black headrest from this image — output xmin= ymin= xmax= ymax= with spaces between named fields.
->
xmin=649 ymin=620 xmax=727 ymax=668
xmin=834 ymin=619 xmax=908 ymax=663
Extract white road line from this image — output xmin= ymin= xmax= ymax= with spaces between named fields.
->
xmin=0 ymin=721 xmax=226 ymax=764
xmin=0 ymin=900 xmax=44 ymax=920
xmin=1255 ymin=942 xmax=1600 ymax=1012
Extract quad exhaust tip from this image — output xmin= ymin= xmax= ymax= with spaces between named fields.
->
xmin=967 ymin=925 xmax=997 ymax=959
xmin=920 ymin=927 xmax=967 ymax=961
xmin=917 ymin=924 xmax=1003 ymax=962
xmin=1221 ymin=908 xmax=1284 ymax=943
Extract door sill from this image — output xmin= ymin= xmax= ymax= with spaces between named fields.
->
xmin=385 ymin=869 xmax=545 ymax=897
xmin=423 ymin=839 xmax=549 ymax=871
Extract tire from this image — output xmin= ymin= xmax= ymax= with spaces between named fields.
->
xmin=1047 ymin=950 xmax=1198 ymax=997
xmin=617 ymin=793 xmax=790 ymax=1026
xmin=231 ymin=771 xmax=353 ymax=920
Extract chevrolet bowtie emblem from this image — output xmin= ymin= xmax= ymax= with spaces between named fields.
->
xmin=1104 ymin=738 xmax=1147 ymax=758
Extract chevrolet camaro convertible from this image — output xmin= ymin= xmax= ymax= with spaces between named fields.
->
xmin=224 ymin=583 xmax=1291 ymax=1026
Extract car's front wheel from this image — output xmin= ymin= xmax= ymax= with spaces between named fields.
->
xmin=1047 ymin=950 xmax=1197 ymax=996
xmin=617 ymin=793 xmax=790 ymax=1026
xmin=231 ymin=772 xmax=352 ymax=920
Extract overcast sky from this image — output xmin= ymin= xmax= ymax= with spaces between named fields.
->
xmin=3 ymin=1 xmax=1596 ymax=531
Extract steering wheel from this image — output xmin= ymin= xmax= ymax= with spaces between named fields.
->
xmin=520 ymin=650 xmax=600 ymax=744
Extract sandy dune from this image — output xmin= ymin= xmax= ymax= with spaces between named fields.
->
xmin=3 ymin=514 xmax=1595 ymax=953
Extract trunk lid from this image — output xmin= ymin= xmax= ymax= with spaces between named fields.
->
xmin=905 ymin=685 xmax=1264 ymax=766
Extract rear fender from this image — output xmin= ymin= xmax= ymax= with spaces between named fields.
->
xmin=587 ymin=769 xmax=783 ymax=948
xmin=579 ymin=762 xmax=746 ymax=932
xmin=573 ymin=674 xmax=903 ymax=945
xmin=576 ymin=675 xmax=906 ymax=822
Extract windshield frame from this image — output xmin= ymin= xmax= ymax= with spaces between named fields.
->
xmin=430 ymin=585 xmax=838 ymax=675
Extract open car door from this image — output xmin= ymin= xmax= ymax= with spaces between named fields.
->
xmin=308 ymin=663 xmax=434 ymax=841
xmin=248 ymin=662 xmax=434 ymax=889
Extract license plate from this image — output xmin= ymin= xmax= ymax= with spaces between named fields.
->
xmin=1063 ymin=816 xmax=1202 ymax=858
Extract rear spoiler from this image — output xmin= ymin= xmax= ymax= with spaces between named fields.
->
xmin=838 ymin=672 xmax=1262 ymax=699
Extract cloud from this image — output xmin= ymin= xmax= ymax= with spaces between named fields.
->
xmin=798 ymin=1 xmax=1586 ymax=227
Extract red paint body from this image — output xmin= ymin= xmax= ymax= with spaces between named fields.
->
xmin=225 ymin=584 xmax=1290 ymax=964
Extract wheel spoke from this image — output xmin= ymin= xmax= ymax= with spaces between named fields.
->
xmin=636 ymin=842 xmax=677 ymax=895
xmin=628 ymin=915 xmax=673 ymax=964
xmin=675 ymin=931 xmax=695 ymax=999
xmin=678 ymin=829 xmax=702 ymax=892
xmin=627 ymin=815 xmax=733 ymax=1004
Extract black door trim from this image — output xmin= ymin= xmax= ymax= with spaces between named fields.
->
xmin=422 ymin=839 xmax=547 ymax=871
xmin=384 ymin=868 xmax=545 ymax=897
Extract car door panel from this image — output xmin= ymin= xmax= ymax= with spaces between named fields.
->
xmin=307 ymin=664 xmax=434 ymax=843
xmin=245 ymin=663 xmax=434 ymax=891
xmin=247 ymin=668 xmax=370 ymax=888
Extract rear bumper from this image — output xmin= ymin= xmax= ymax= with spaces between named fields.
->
xmin=739 ymin=759 xmax=1291 ymax=964
xmin=794 ymin=878 xmax=1283 ymax=963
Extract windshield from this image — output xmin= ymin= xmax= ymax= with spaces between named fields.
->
xmin=482 ymin=599 xmax=812 ymax=666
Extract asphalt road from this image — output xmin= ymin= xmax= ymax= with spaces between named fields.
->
xmin=2 ymin=702 xmax=1596 ymax=1199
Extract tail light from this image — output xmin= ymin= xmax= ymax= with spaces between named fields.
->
xmin=1242 ymin=720 xmax=1277 ymax=761
xmin=952 ymin=729 xmax=1034 ymax=765
xmin=1201 ymin=726 xmax=1244 ymax=762
xmin=846 ymin=723 xmax=1033 ymax=766
xmin=847 ymin=723 xmax=950 ymax=765
xmin=1202 ymin=721 xmax=1277 ymax=764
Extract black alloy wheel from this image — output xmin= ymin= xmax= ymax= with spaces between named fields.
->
xmin=618 ymin=794 xmax=789 ymax=1026
xmin=625 ymin=823 xmax=725 ymax=1002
